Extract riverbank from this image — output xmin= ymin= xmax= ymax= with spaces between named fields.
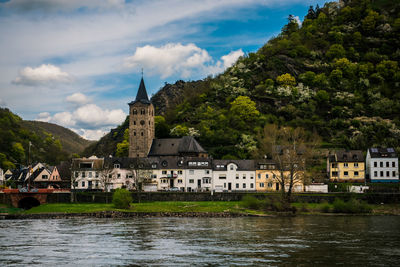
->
xmin=1 ymin=201 xmax=400 ymax=219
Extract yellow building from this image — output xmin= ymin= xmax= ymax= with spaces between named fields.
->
xmin=327 ymin=150 xmax=365 ymax=182
xmin=255 ymin=161 xmax=304 ymax=192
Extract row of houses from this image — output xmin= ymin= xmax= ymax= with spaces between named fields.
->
xmin=327 ymin=148 xmax=399 ymax=183
xmin=0 ymin=162 xmax=70 ymax=189
xmin=71 ymin=155 xmax=303 ymax=193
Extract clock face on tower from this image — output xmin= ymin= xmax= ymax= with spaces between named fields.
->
xmin=140 ymin=120 xmax=145 ymax=125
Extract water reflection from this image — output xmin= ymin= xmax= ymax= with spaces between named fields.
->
xmin=0 ymin=216 xmax=400 ymax=266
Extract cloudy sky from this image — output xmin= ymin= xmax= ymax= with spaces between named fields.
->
xmin=0 ymin=0 xmax=330 ymax=140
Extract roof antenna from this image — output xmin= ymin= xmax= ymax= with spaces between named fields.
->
xmin=141 ymin=68 xmax=143 ymax=78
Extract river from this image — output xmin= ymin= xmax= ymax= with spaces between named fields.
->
xmin=1 ymin=216 xmax=400 ymax=266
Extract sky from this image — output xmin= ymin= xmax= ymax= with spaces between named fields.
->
xmin=0 ymin=0 xmax=331 ymax=140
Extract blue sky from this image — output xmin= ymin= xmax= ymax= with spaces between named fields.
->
xmin=0 ymin=0 xmax=331 ymax=140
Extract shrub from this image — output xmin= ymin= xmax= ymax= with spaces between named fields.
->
xmin=320 ymin=203 xmax=331 ymax=213
xmin=332 ymin=198 xmax=372 ymax=213
xmin=112 ymin=188 xmax=132 ymax=209
xmin=241 ymin=195 xmax=263 ymax=210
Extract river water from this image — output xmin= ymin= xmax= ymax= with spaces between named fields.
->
xmin=1 ymin=216 xmax=400 ymax=266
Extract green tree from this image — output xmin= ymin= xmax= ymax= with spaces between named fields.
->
xmin=276 ymin=73 xmax=296 ymax=87
xmin=230 ymin=96 xmax=260 ymax=122
xmin=11 ymin=142 xmax=25 ymax=163
xmin=326 ymin=44 xmax=346 ymax=60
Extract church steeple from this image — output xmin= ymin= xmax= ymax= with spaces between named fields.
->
xmin=135 ymin=78 xmax=150 ymax=104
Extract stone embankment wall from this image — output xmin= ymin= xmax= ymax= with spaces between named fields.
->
xmin=2 ymin=192 xmax=400 ymax=205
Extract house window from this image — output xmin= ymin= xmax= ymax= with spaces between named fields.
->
xmin=386 ymin=162 xmax=390 ymax=168
xmin=162 ymin=171 xmax=167 ymax=175
xmin=250 ymin=183 xmax=253 ymax=188
xmin=117 ymin=174 xmax=121 ymax=178
xmin=178 ymin=179 xmax=182 ymax=184
xmin=95 ymin=182 xmax=99 ymax=187
xmin=114 ymin=164 xmax=120 ymax=169
xmin=374 ymin=162 xmax=377 ymax=167
xmin=82 ymin=181 xmax=85 ymax=187
xmin=236 ymin=174 xmax=239 ymax=179
xmin=189 ymin=170 xmax=194 ymax=175
xmin=387 ymin=171 xmax=390 ymax=177
xmin=178 ymin=170 xmax=183 ymax=175
xmin=260 ymin=182 xmax=264 ymax=188
xmin=189 ymin=179 xmax=194 ymax=183
xmin=82 ymin=172 xmax=86 ymax=178
xmin=88 ymin=172 xmax=92 ymax=178
xmin=380 ymin=162 xmax=383 ymax=167
xmin=224 ymin=183 xmax=226 ymax=188
xmin=243 ymin=183 xmax=246 ymax=189
xmin=230 ymin=165 xmax=234 ymax=170
xmin=344 ymin=171 xmax=348 ymax=176
xmin=259 ymin=164 xmax=267 ymax=169
xmin=243 ymin=174 xmax=246 ymax=179
xmin=332 ymin=171 xmax=338 ymax=177
xmin=75 ymin=172 xmax=79 ymax=178
xmin=393 ymin=162 xmax=396 ymax=168
xmin=42 ymin=175 xmax=48 ymax=179
xmin=393 ymin=171 xmax=396 ymax=177
xmin=205 ymin=170 xmax=210 ymax=174
xmin=354 ymin=163 xmax=358 ymax=168
xmin=152 ymin=164 xmax=157 ymax=169
xmin=258 ymin=174 xmax=261 ymax=179
xmin=343 ymin=163 xmax=348 ymax=168
xmin=219 ymin=175 xmax=226 ymax=179
xmin=374 ymin=171 xmax=377 ymax=177
xmin=88 ymin=181 xmax=92 ymax=187
xmin=265 ymin=174 xmax=269 ymax=179
xmin=203 ymin=178 xmax=210 ymax=184
xmin=109 ymin=174 xmax=112 ymax=178
xmin=95 ymin=172 xmax=99 ymax=178
xmin=236 ymin=183 xmax=239 ymax=189
xmin=354 ymin=171 xmax=359 ymax=176
xmin=268 ymin=182 xmax=273 ymax=188
xmin=250 ymin=175 xmax=254 ymax=179
xmin=380 ymin=171 xmax=384 ymax=177
xmin=150 ymin=174 xmax=156 ymax=179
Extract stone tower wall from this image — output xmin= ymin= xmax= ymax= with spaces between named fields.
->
xmin=129 ymin=102 xmax=155 ymax=158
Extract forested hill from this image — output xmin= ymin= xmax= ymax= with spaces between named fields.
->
xmin=0 ymin=108 xmax=93 ymax=169
xmin=86 ymin=0 xmax=400 ymax=159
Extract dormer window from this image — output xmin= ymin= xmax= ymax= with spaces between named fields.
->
xmin=114 ymin=164 xmax=120 ymax=169
xmin=353 ymin=155 xmax=358 ymax=160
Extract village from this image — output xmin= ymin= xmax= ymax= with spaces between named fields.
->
xmin=1 ymin=78 xmax=398 ymax=195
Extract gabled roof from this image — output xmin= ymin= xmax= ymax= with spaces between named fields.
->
xmin=330 ymin=150 xmax=364 ymax=163
xmin=368 ymin=148 xmax=398 ymax=158
xmin=212 ymin=159 xmax=255 ymax=171
xmin=129 ymin=78 xmax=151 ymax=105
xmin=104 ymin=157 xmax=152 ymax=169
xmin=148 ymin=136 xmax=206 ymax=157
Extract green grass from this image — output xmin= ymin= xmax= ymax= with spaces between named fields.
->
xmin=21 ymin=201 xmax=244 ymax=214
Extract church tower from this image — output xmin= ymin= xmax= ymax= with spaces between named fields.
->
xmin=128 ymin=77 xmax=154 ymax=158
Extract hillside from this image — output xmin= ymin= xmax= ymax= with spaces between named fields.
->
xmin=85 ymin=0 xmax=400 ymax=159
xmin=0 ymin=108 xmax=93 ymax=169
xmin=22 ymin=120 xmax=94 ymax=155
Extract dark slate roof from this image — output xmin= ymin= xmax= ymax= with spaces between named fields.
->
xmin=368 ymin=148 xmax=398 ymax=158
xmin=71 ymin=158 xmax=104 ymax=170
xmin=212 ymin=159 xmax=255 ymax=171
xmin=148 ymin=136 xmax=207 ymax=157
xmin=104 ymin=157 xmax=152 ymax=169
xmin=129 ymin=78 xmax=151 ymax=105
xmin=330 ymin=150 xmax=364 ymax=162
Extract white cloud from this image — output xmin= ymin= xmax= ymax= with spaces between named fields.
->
xmin=36 ymin=112 xmax=51 ymax=122
xmin=66 ymin=93 xmax=89 ymax=105
xmin=77 ymin=129 xmax=108 ymax=141
xmin=0 ymin=98 xmax=6 ymax=107
xmin=124 ymin=43 xmax=212 ymax=78
xmin=13 ymin=64 xmax=72 ymax=86
xmin=221 ymin=49 xmax=244 ymax=69
xmin=52 ymin=112 xmax=76 ymax=127
xmin=293 ymin=15 xmax=302 ymax=26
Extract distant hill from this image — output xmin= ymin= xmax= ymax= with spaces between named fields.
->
xmin=84 ymin=0 xmax=400 ymax=159
xmin=22 ymin=120 xmax=94 ymax=155
xmin=0 ymin=107 xmax=93 ymax=169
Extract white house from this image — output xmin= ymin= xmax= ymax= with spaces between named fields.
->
xmin=366 ymin=148 xmax=399 ymax=183
xmin=71 ymin=156 xmax=104 ymax=190
xmin=149 ymin=157 xmax=186 ymax=191
xmin=183 ymin=157 xmax=213 ymax=192
xmin=212 ymin=160 xmax=256 ymax=192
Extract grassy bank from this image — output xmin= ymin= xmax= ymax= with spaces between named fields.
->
xmin=2 ymin=201 xmax=399 ymax=216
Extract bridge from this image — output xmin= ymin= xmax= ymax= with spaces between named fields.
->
xmin=1 ymin=189 xmax=63 ymax=209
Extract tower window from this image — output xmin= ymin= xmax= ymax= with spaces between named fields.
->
xmin=141 ymin=132 xmax=144 ymax=136
xmin=134 ymin=132 xmax=136 ymax=136
xmin=141 ymin=109 xmax=145 ymax=115
xmin=133 ymin=121 xmax=136 ymax=125
xmin=133 ymin=109 xmax=137 ymax=115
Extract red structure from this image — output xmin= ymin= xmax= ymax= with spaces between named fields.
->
xmin=2 ymin=189 xmax=55 ymax=209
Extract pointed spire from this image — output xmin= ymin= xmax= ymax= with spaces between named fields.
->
xmin=129 ymin=76 xmax=151 ymax=105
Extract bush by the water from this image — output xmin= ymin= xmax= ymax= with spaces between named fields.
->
xmin=241 ymin=195 xmax=296 ymax=213
xmin=112 ymin=188 xmax=133 ymax=209
xmin=332 ymin=198 xmax=372 ymax=214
